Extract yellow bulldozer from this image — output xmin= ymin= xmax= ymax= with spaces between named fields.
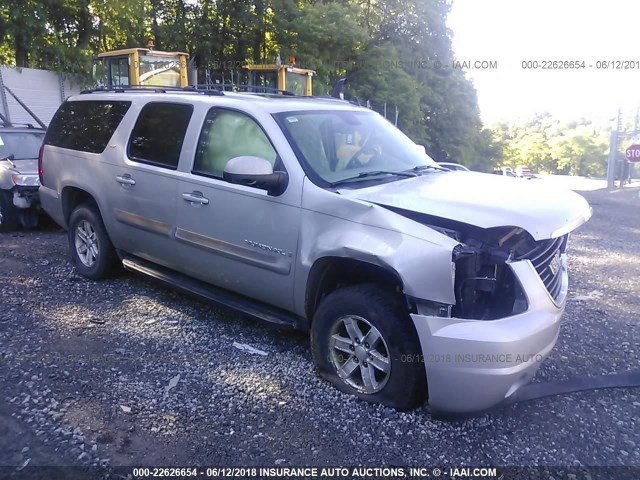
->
xmin=95 ymin=45 xmax=316 ymax=95
xmin=96 ymin=44 xmax=189 ymax=88
xmin=244 ymin=56 xmax=315 ymax=96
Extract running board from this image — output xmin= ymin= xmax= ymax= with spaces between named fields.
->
xmin=121 ymin=255 xmax=305 ymax=330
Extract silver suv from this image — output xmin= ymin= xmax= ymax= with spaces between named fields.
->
xmin=39 ymin=89 xmax=591 ymax=414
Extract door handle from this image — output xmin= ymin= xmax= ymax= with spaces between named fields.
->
xmin=182 ymin=192 xmax=209 ymax=205
xmin=116 ymin=175 xmax=136 ymax=186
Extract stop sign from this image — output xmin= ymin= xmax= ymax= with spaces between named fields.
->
xmin=625 ymin=144 xmax=640 ymax=162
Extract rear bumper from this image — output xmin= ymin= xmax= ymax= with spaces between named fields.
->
xmin=411 ymin=256 xmax=568 ymax=414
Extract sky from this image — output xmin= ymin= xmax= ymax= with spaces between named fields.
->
xmin=447 ymin=0 xmax=640 ymax=124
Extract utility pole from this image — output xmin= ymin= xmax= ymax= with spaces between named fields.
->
xmin=606 ymin=108 xmax=622 ymax=189
xmin=632 ymin=107 xmax=639 ymax=182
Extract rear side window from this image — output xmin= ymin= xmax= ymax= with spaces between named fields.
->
xmin=128 ymin=102 xmax=193 ymax=169
xmin=44 ymin=100 xmax=131 ymax=153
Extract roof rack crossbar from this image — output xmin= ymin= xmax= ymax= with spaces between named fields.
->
xmin=80 ymin=85 xmax=225 ymax=96
xmin=82 ymin=85 xmax=182 ymax=93
xmin=79 ymin=84 xmax=302 ymax=98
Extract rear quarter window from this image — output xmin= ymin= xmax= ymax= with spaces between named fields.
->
xmin=127 ymin=102 xmax=193 ymax=169
xmin=44 ymin=100 xmax=131 ymax=153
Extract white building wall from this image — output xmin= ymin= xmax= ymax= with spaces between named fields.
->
xmin=0 ymin=66 xmax=84 ymax=127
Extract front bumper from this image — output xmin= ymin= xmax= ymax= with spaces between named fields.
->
xmin=411 ymin=256 xmax=568 ymax=414
xmin=12 ymin=186 xmax=40 ymax=209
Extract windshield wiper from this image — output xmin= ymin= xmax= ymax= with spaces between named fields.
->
xmin=329 ymin=170 xmax=417 ymax=188
xmin=406 ymin=164 xmax=447 ymax=173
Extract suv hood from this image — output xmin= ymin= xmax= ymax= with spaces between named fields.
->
xmin=339 ymin=171 xmax=592 ymax=240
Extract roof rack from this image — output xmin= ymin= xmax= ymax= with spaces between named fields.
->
xmin=80 ymin=84 xmax=296 ymax=97
xmin=80 ymin=85 xmax=224 ymax=95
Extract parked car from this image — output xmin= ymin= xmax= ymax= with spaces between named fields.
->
xmin=437 ymin=162 xmax=470 ymax=172
xmin=516 ymin=165 xmax=535 ymax=179
xmin=0 ymin=124 xmax=45 ymax=231
xmin=493 ymin=166 xmax=517 ymax=177
xmin=39 ymin=89 xmax=592 ymax=414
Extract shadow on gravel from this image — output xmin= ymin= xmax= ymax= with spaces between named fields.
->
xmin=1 ymin=222 xmax=313 ymax=464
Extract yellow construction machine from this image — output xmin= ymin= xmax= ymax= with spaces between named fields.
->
xmin=96 ymin=46 xmax=315 ymax=95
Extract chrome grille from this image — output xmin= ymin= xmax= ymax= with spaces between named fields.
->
xmin=517 ymin=235 xmax=567 ymax=300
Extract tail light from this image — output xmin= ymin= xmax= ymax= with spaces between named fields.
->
xmin=38 ymin=144 xmax=44 ymax=185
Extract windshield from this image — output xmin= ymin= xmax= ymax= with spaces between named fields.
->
xmin=250 ymin=71 xmax=278 ymax=92
xmin=275 ymin=110 xmax=438 ymax=186
xmin=139 ymin=54 xmax=181 ymax=87
xmin=285 ymin=72 xmax=307 ymax=96
xmin=0 ymin=131 xmax=44 ymax=160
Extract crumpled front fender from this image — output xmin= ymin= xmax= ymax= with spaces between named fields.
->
xmin=293 ymin=180 xmax=459 ymax=316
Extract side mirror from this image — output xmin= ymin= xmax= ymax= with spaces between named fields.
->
xmin=414 ymin=144 xmax=426 ymax=155
xmin=223 ymin=156 xmax=288 ymax=196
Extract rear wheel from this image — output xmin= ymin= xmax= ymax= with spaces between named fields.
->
xmin=68 ymin=202 xmax=117 ymax=280
xmin=311 ymin=283 xmax=426 ymax=410
xmin=0 ymin=190 xmax=19 ymax=232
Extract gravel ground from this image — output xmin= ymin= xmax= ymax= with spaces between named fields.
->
xmin=0 ymin=186 xmax=639 ymax=477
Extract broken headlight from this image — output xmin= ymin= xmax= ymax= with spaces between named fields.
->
xmin=452 ymin=228 xmax=528 ymax=320
xmin=12 ymin=174 xmax=40 ymax=187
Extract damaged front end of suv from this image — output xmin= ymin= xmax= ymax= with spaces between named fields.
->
xmin=337 ymin=169 xmax=593 ymax=414
xmin=407 ymin=217 xmax=583 ymax=414
xmin=452 ymin=225 xmax=567 ymax=320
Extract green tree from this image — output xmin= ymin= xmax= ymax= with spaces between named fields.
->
xmin=0 ymin=0 xmax=50 ymax=67
xmin=343 ymin=0 xmax=490 ymax=166
xmin=294 ymin=2 xmax=368 ymax=93
xmin=493 ymin=115 xmax=608 ymax=176
xmin=550 ymin=124 xmax=607 ymax=176
xmin=345 ymin=43 xmax=424 ymax=137
xmin=0 ymin=0 xmax=147 ymax=72
xmin=0 ymin=0 xmax=495 ymax=170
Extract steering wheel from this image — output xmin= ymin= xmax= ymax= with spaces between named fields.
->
xmin=345 ymin=146 xmax=381 ymax=169
xmin=345 ymin=130 xmax=377 ymax=169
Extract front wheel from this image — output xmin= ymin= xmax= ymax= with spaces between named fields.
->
xmin=68 ymin=202 xmax=117 ymax=280
xmin=311 ymin=284 xmax=426 ymax=410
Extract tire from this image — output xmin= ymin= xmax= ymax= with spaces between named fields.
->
xmin=311 ymin=283 xmax=426 ymax=411
xmin=19 ymin=211 xmax=39 ymax=230
xmin=0 ymin=190 xmax=19 ymax=232
xmin=68 ymin=202 xmax=117 ymax=280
